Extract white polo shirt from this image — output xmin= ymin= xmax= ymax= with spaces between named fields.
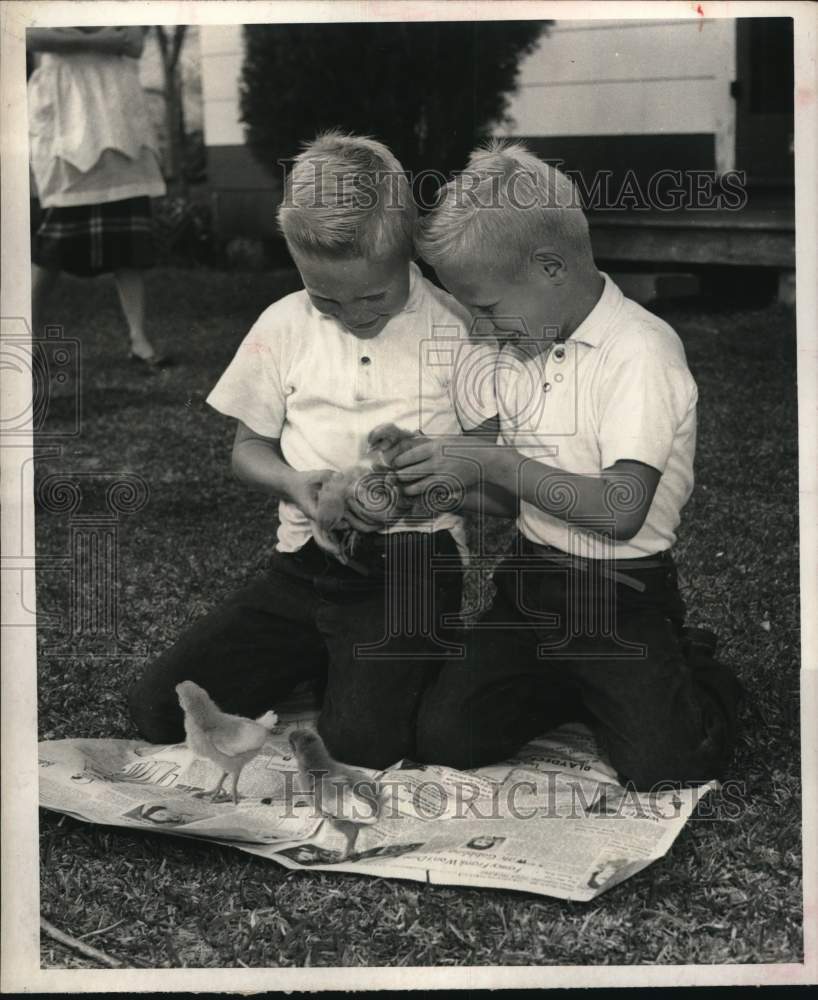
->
xmin=208 ymin=262 xmax=498 ymax=553
xmin=497 ymin=273 xmax=697 ymax=559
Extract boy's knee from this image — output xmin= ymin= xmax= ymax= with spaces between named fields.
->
xmin=415 ymin=708 xmax=491 ymax=771
xmin=316 ymin=715 xmax=409 ymax=771
xmin=613 ymin=759 xmax=675 ymax=792
xmin=127 ymin=674 xmax=185 ymax=745
xmin=416 ymin=735 xmax=478 ymax=771
xmin=612 ymin=739 xmax=730 ymax=791
xmin=610 ymin=670 xmax=742 ymax=790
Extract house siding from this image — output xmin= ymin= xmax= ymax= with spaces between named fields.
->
xmin=199 ymin=19 xmax=739 ymax=239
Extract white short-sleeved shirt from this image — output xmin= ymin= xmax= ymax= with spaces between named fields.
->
xmin=208 ymin=262 xmax=498 ymax=553
xmin=497 ymin=273 xmax=697 ymax=559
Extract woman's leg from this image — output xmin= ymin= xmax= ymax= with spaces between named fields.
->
xmin=113 ymin=268 xmax=157 ymax=359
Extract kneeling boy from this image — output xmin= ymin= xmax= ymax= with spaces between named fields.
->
xmin=388 ymin=141 xmax=743 ymax=788
xmin=128 ymin=133 xmax=497 ymax=769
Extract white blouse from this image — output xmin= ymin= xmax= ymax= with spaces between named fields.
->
xmin=29 ymin=51 xmax=166 ymax=207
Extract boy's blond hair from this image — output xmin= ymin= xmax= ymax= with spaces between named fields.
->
xmin=277 ymin=131 xmax=416 ymax=260
xmin=415 ymin=140 xmax=593 ymax=276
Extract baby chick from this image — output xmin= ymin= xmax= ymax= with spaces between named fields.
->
xmin=310 ymin=424 xmax=420 ymax=570
xmin=366 ymin=422 xmax=419 ymax=460
xmin=175 ymin=681 xmax=278 ymax=805
xmin=288 ymin=730 xmax=381 ymax=858
xmin=311 ymin=465 xmax=371 ymax=568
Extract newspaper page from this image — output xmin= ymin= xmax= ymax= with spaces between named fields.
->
xmin=39 ymin=701 xmax=715 ymax=903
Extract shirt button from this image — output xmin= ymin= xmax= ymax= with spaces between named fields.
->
xmin=554 ymin=347 xmax=565 ymax=360
xmin=361 ymin=356 xmax=371 ymax=365
xmin=543 ymin=382 xmax=551 ymax=393
xmin=555 ymin=373 xmax=564 ymax=383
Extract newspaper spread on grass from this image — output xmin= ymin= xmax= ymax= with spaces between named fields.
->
xmin=38 ymin=697 xmax=715 ymax=902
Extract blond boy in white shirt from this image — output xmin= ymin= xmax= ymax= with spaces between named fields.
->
xmin=128 ymin=133 xmax=497 ymax=770
xmin=388 ymin=142 xmax=743 ymax=789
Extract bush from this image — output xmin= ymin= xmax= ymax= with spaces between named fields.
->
xmin=152 ymin=193 xmax=216 ymax=267
xmin=240 ymin=21 xmax=548 ymax=187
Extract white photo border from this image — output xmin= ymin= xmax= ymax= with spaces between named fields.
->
xmin=1 ymin=0 xmax=816 ymax=991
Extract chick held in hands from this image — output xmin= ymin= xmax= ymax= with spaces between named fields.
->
xmin=175 ymin=681 xmax=278 ymax=805
xmin=288 ymin=729 xmax=382 ymax=859
xmin=309 ymin=423 xmax=420 ymax=570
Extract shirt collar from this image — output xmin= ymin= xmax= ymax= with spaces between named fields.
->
xmin=563 ymin=272 xmax=623 ymax=349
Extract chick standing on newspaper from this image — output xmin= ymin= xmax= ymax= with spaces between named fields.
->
xmin=176 ymin=681 xmax=278 ymax=804
xmin=289 ymin=730 xmax=381 ymax=858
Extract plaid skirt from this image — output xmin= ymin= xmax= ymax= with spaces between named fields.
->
xmin=32 ymin=196 xmax=156 ymax=277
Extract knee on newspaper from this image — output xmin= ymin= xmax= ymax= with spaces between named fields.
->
xmin=127 ymin=674 xmax=185 ymax=745
xmin=613 ymin=746 xmax=728 ymax=792
xmin=316 ymin=712 xmax=411 ymax=771
xmin=415 ymin=711 xmax=493 ymax=771
xmin=609 ymin=702 xmax=738 ymax=791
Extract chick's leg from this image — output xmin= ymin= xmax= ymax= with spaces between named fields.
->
xmin=230 ymin=768 xmax=243 ymax=806
xmin=193 ymin=771 xmax=228 ymax=801
xmin=334 ymin=819 xmax=360 ymax=860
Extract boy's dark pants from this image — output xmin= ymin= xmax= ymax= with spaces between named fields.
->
xmin=418 ymin=534 xmax=743 ymax=788
xmin=129 ymin=530 xmax=742 ymax=784
xmin=128 ymin=531 xmax=466 ymax=769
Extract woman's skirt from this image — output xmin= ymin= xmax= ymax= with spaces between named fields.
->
xmin=32 ymin=196 xmax=155 ymax=277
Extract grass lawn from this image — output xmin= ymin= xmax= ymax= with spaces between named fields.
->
xmin=34 ymin=267 xmax=802 ymax=968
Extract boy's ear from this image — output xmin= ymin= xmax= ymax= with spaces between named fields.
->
xmin=532 ymin=249 xmax=567 ymax=282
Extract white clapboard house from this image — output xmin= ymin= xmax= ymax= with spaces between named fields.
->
xmin=200 ymin=17 xmax=794 ymax=278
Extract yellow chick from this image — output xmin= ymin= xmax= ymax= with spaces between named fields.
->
xmin=288 ymin=730 xmax=381 ymax=858
xmin=310 ymin=465 xmax=371 ymax=568
xmin=366 ymin=422 xmax=419 ymax=459
xmin=310 ymin=424 xmax=420 ymax=571
xmin=175 ymin=681 xmax=278 ymax=805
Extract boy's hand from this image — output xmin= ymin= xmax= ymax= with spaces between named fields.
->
xmin=342 ymin=500 xmax=387 ymax=533
xmin=343 ymin=470 xmax=404 ymax=531
xmin=389 ymin=436 xmax=482 ymax=497
xmin=368 ymin=423 xmax=421 ymax=464
xmin=374 ymin=427 xmax=424 ymax=468
xmin=287 ymin=469 xmax=335 ymax=521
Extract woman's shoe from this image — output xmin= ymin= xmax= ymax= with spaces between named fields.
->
xmin=129 ymin=351 xmax=174 ymax=372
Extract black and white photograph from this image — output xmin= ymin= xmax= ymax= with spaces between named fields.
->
xmin=1 ymin=0 xmax=816 ymax=991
